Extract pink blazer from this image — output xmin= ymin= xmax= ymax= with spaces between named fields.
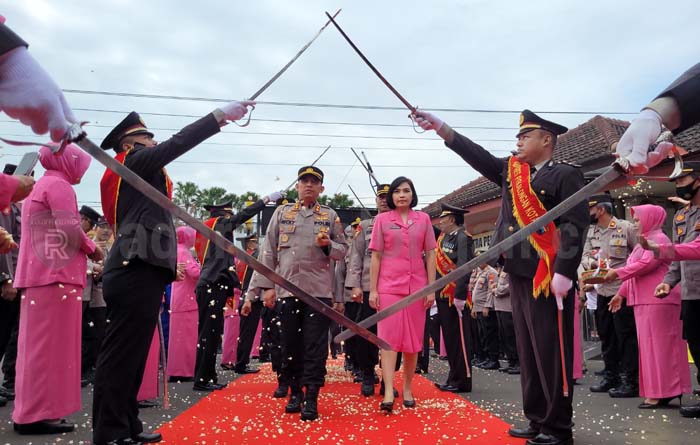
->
xmin=0 ymin=173 xmax=19 ymax=214
xmin=369 ymin=209 xmax=436 ymax=295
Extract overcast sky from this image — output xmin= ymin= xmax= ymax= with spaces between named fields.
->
xmin=2 ymin=0 xmax=699 ymax=211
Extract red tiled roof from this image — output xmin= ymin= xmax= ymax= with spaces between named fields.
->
xmin=422 ymin=115 xmax=630 ymax=216
xmin=423 ymin=117 xmax=700 ymax=217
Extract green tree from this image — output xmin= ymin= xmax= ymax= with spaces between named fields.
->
xmin=326 ymin=193 xmax=354 ymax=209
xmin=173 ymin=181 xmax=201 ymax=215
xmin=234 ymin=192 xmax=261 ymax=210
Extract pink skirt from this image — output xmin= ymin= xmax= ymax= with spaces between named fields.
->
xmin=137 ymin=328 xmax=160 ymax=401
xmin=13 ymin=284 xmax=82 ymax=424
xmin=222 ymin=312 xmax=240 ymax=365
xmin=634 ymin=304 xmax=691 ymax=398
xmin=573 ymin=296 xmax=584 ymax=379
xmin=378 ymin=293 xmax=426 ymax=353
xmin=167 ymin=310 xmax=198 ymax=377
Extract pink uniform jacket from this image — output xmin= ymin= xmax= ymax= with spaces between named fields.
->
xmin=617 ymin=205 xmax=681 ymax=306
xmin=14 ymin=144 xmax=94 ymax=289
xmin=369 ymin=209 xmax=437 ymax=294
xmin=171 ymin=226 xmax=200 ymax=313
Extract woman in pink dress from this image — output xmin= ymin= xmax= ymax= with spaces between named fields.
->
xmin=606 ymin=204 xmax=691 ymax=408
xmin=167 ymin=226 xmax=200 ymax=380
xmin=12 ymin=143 xmax=103 ymax=435
xmin=369 ymin=176 xmax=436 ymax=413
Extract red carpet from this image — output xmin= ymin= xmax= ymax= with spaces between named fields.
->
xmin=157 ymin=360 xmax=526 ymax=444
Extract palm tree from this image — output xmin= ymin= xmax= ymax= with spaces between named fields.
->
xmin=173 ymin=181 xmax=201 ymax=215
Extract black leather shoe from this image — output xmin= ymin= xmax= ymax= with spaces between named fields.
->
xmin=95 ymin=439 xmax=140 ymax=445
xmin=680 ymin=403 xmax=700 ymax=418
xmin=380 ymin=400 xmax=394 ymax=414
xmin=508 ymin=426 xmax=539 ymax=439
xmin=436 ymin=383 xmax=468 ymax=393
xmin=138 ymin=399 xmax=159 ymax=409
xmin=14 ymin=419 xmax=75 ymax=435
xmin=169 ymin=376 xmax=193 ymax=382
xmin=0 ymin=386 xmax=14 ymax=400
xmin=526 ymin=433 xmax=573 ymax=445
xmin=609 ymin=383 xmax=638 ymax=398
xmin=480 ymin=359 xmax=500 ymax=370
xmin=285 ymin=393 xmax=304 ymax=413
xmin=403 ymin=398 xmax=416 ymax=408
xmin=193 ymin=382 xmax=224 ymax=391
xmin=273 ymin=384 xmax=289 ymax=398
xmin=638 ymin=394 xmax=682 ymax=409
xmin=220 ymin=362 xmax=236 ymax=371
xmin=132 ymin=432 xmax=162 ymax=443
xmin=507 ymin=365 xmax=521 ymax=375
xmin=235 ymin=366 xmax=260 ymax=374
xmin=300 ymin=399 xmax=318 ymax=421
xmin=589 ymin=377 xmax=619 ymax=393
xmin=361 ymin=382 xmax=375 ymax=397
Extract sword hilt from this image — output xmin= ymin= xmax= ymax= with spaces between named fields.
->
xmin=233 ymin=103 xmax=256 ymax=128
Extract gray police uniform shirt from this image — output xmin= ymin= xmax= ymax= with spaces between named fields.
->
xmin=663 ymin=205 xmax=700 ymax=301
xmin=581 ymin=217 xmax=636 ymax=296
xmin=249 ymin=202 xmax=347 ymax=301
xmin=494 ymin=270 xmax=512 ymax=312
xmin=345 ymin=217 xmax=374 ymax=292
xmin=471 ymin=265 xmax=497 ymax=312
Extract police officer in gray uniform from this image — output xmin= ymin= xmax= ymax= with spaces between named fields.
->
xmin=657 ymin=161 xmax=700 ymax=417
xmin=345 ymin=184 xmax=391 ymax=396
xmin=583 ymin=194 xmax=637 ymax=396
xmin=249 ymin=166 xmax=347 ymax=422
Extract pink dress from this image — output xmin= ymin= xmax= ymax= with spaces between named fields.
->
xmin=12 ymin=144 xmax=94 ymax=424
xmin=221 ymin=290 xmax=241 ymax=365
xmin=137 ymin=328 xmax=160 ymax=401
xmin=573 ymin=296 xmax=584 ymax=379
xmin=616 ymin=205 xmax=691 ymax=399
xmin=369 ymin=209 xmax=437 ymax=353
xmin=167 ymin=227 xmax=200 ymax=378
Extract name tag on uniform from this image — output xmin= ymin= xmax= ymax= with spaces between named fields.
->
xmin=389 ymin=224 xmax=401 ymax=230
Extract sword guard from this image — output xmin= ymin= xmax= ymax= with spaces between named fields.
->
xmin=233 ymin=104 xmax=256 ymax=128
xmin=408 ymin=112 xmax=426 ymax=134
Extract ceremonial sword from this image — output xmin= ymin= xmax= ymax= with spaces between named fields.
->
xmin=235 ymin=9 xmax=342 ymax=127
xmin=69 ymin=133 xmax=390 ymax=351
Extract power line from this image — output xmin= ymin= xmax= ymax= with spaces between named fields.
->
xmin=62 ymin=89 xmax=637 ymax=115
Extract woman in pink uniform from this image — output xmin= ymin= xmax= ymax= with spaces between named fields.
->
xmin=12 ymin=144 xmax=102 ymax=435
xmin=168 ymin=226 xmax=201 ymax=380
xmin=606 ymin=205 xmax=690 ymax=408
xmin=369 ymin=176 xmax=436 ymax=413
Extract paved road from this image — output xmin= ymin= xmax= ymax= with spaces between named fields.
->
xmin=0 ymin=355 xmax=698 ymax=444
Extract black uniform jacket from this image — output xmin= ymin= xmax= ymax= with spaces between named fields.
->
xmin=103 ymin=114 xmax=221 ymax=280
xmin=197 ymin=200 xmax=266 ymax=290
xmin=446 ymin=133 xmax=588 ymax=281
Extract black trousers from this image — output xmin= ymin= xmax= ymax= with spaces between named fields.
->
xmin=436 ymin=297 xmax=472 ymax=390
xmin=595 ymin=294 xmax=619 ymax=374
xmin=329 ymin=321 xmax=342 ymax=357
xmin=235 ymin=299 xmax=262 ymax=369
xmin=92 ymin=261 xmax=171 ymax=443
xmin=352 ymin=293 xmax=379 ymax=373
xmin=613 ymin=300 xmax=638 ymax=381
xmin=510 ymin=275 xmax=574 ymax=439
xmin=342 ymin=301 xmax=360 ymax=368
xmin=193 ymin=284 xmax=228 ymax=385
xmin=82 ymin=303 xmax=107 ymax=375
xmin=470 ymin=309 xmax=483 ymax=361
xmin=0 ymin=295 xmax=19 ymax=389
xmin=477 ymin=311 xmax=499 ymax=360
xmin=262 ymin=302 xmax=283 ymax=375
xmin=681 ymin=299 xmax=700 ymax=379
xmin=418 ymin=309 xmax=433 ymax=372
xmin=496 ymin=310 xmax=519 ymax=365
xmin=279 ymin=297 xmax=332 ymax=388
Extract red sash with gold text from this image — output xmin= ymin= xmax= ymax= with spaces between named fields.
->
xmin=507 ymin=156 xmax=558 ymax=298
xmin=194 ymin=217 xmax=219 ymax=265
xmin=435 ymin=233 xmax=458 ymax=304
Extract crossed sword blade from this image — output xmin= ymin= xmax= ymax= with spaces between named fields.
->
xmin=335 ymin=163 xmax=625 ymax=343
xmin=72 ymin=136 xmax=392 ymax=351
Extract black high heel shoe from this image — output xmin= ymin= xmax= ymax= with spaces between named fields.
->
xmin=638 ymin=395 xmax=682 ymax=409
xmin=403 ymin=398 xmax=416 ymax=408
xmin=380 ymin=400 xmax=394 ymax=414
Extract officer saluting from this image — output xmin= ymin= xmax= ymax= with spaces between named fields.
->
xmin=249 ymin=166 xmax=347 ymax=422
xmin=416 ymin=109 xmax=588 ymax=445
xmin=93 ymin=101 xmax=252 ymax=445
xmin=434 ymin=203 xmax=475 ymax=393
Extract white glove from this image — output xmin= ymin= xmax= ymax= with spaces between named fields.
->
xmin=550 ymin=273 xmax=572 ymax=299
xmin=0 ymin=47 xmax=77 ymax=142
xmin=615 ymin=109 xmax=662 ymax=168
xmin=220 ymin=100 xmax=255 ymax=122
xmin=644 ymin=141 xmax=675 ymax=170
xmin=453 ymin=299 xmax=466 ymax=313
xmin=413 ymin=110 xmax=444 ymax=132
xmin=266 ymin=191 xmax=283 ymax=203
